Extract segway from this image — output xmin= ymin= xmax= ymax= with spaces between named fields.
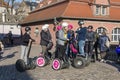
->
xmin=71 ymin=42 xmax=92 ymax=69
xmin=52 ymin=45 xmax=70 ymax=70
xmin=36 ymin=42 xmax=53 ymax=67
xmin=116 ymin=39 xmax=120 ymax=63
xmin=15 ymin=40 xmax=36 ymax=72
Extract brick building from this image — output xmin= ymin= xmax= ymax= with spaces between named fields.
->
xmin=20 ymin=0 xmax=120 ymax=45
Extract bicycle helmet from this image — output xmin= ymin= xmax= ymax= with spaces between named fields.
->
xmin=78 ymin=20 xmax=84 ymax=25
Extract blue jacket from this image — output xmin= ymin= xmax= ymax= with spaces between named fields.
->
xmin=76 ymin=27 xmax=87 ymax=41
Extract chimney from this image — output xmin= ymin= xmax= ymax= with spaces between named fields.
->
xmin=2 ymin=12 xmax=6 ymax=22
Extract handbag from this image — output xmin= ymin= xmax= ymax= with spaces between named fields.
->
xmin=70 ymin=44 xmax=78 ymax=54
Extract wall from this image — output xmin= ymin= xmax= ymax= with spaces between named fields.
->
xmin=22 ymin=19 xmax=120 ymax=46
xmin=0 ymin=24 xmax=21 ymax=37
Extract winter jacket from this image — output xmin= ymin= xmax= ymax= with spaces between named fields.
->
xmin=99 ymin=35 xmax=110 ymax=52
xmin=56 ymin=30 xmax=67 ymax=46
xmin=67 ymin=30 xmax=75 ymax=43
xmin=86 ymin=31 xmax=95 ymax=42
xmin=40 ymin=30 xmax=52 ymax=46
xmin=21 ymin=32 xmax=32 ymax=46
xmin=76 ymin=27 xmax=87 ymax=41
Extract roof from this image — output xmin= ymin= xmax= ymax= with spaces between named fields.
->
xmin=21 ymin=0 xmax=120 ymax=24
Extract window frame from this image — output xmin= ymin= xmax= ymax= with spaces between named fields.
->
xmin=112 ymin=28 xmax=120 ymax=42
xmin=96 ymin=27 xmax=107 ymax=34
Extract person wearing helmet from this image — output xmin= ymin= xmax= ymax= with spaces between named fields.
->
xmin=55 ymin=22 xmax=69 ymax=63
xmin=21 ymin=26 xmax=35 ymax=64
xmin=66 ymin=24 xmax=76 ymax=58
xmin=76 ymin=20 xmax=87 ymax=57
xmin=40 ymin=24 xmax=52 ymax=56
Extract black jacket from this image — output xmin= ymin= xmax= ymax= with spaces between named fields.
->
xmin=21 ymin=32 xmax=32 ymax=46
xmin=40 ymin=30 xmax=52 ymax=46
xmin=86 ymin=31 xmax=95 ymax=42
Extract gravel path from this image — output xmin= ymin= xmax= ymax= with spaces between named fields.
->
xmin=0 ymin=46 xmax=120 ymax=80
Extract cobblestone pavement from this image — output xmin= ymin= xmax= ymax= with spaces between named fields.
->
xmin=0 ymin=46 xmax=120 ymax=80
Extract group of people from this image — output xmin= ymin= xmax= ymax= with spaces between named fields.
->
xmin=20 ymin=20 xmax=110 ymax=64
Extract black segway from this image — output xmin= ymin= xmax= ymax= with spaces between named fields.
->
xmin=15 ymin=40 xmax=36 ymax=72
xmin=71 ymin=42 xmax=91 ymax=69
xmin=36 ymin=42 xmax=53 ymax=67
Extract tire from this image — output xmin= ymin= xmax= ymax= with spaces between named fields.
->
xmin=72 ymin=56 xmax=86 ymax=69
xmin=36 ymin=56 xmax=49 ymax=67
xmin=26 ymin=58 xmax=36 ymax=70
xmin=15 ymin=59 xmax=26 ymax=72
xmin=52 ymin=58 xmax=62 ymax=70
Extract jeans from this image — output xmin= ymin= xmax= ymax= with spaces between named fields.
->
xmin=21 ymin=45 xmax=29 ymax=64
xmin=78 ymin=40 xmax=85 ymax=56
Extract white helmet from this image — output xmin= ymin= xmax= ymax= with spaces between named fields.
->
xmin=42 ymin=24 xmax=49 ymax=30
xmin=62 ymin=22 xmax=68 ymax=27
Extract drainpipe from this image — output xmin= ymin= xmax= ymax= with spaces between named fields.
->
xmin=2 ymin=12 xmax=6 ymax=22
xmin=2 ymin=12 xmax=6 ymax=38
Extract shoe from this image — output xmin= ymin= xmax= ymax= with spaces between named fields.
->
xmin=100 ymin=59 xmax=106 ymax=63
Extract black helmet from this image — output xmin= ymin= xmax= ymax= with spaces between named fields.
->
xmin=78 ymin=20 xmax=84 ymax=25
xmin=25 ymin=26 xmax=31 ymax=32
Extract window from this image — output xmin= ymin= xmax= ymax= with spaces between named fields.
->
xmin=95 ymin=5 xmax=109 ymax=16
xmin=96 ymin=27 xmax=107 ymax=34
xmin=112 ymin=28 xmax=120 ymax=42
xmin=101 ymin=6 xmax=107 ymax=15
xmin=96 ymin=6 xmax=100 ymax=15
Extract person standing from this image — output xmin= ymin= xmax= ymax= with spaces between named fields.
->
xmin=76 ymin=20 xmax=87 ymax=57
xmin=7 ymin=31 xmax=13 ymax=46
xmin=21 ymin=27 xmax=35 ymax=65
xmin=94 ymin=32 xmax=100 ymax=60
xmin=40 ymin=24 xmax=52 ymax=56
xmin=0 ymin=40 xmax=4 ymax=58
xmin=99 ymin=31 xmax=110 ymax=62
xmin=66 ymin=24 xmax=75 ymax=58
xmin=85 ymin=25 xmax=96 ymax=61
xmin=56 ymin=22 xmax=69 ymax=63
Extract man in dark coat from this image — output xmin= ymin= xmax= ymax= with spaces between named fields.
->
xmin=76 ymin=20 xmax=87 ymax=57
xmin=40 ymin=24 xmax=52 ymax=55
xmin=21 ymin=27 xmax=35 ymax=64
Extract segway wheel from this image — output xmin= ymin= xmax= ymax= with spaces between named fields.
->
xmin=36 ymin=56 xmax=45 ymax=67
xmin=15 ymin=59 xmax=26 ymax=72
xmin=72 ymin=56 xmax=85 ymax=69
xmin=36 ymin=56 xmax=49 ymax=67
xmin=26 ymin=58 xmax=36 ymax=70
xmin=52 ymin=58 xmax=61 ymax=70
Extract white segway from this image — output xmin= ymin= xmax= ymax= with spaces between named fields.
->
xmin=15 ymin=40 xmax=36 ymax=72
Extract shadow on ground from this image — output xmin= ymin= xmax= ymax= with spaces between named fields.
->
xmin=0 ymin=51 xmax=18 ymax=62
xmin=0 ymin=64 xmax=34 ymax=80
xmin=106 ymin=61 xmax=120 ymax=72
